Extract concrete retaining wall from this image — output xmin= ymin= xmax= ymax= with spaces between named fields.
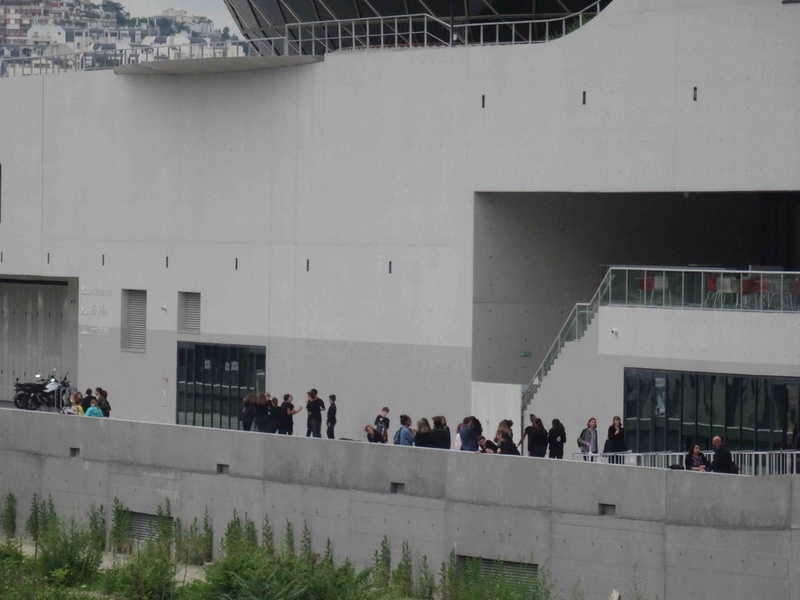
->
xmin=0 ymin=409 xmax=798 ymax=600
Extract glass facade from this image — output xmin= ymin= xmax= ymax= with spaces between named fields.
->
xmin=624 ymin=368 xmax=800 ymax=452
xmin=176 ymin=342 xmax=266 ymax=430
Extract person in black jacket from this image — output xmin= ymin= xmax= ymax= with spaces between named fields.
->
xmin=709 ymin=436 xmax=737 ymax=473
xmin=685 ymin=442 xmax=710 ymax=471
xmin=265 ymin=397 xmax=281 ymax=433
xmin=254 ymin=393 xmax=271 ymax=433
xmin=547 ymin=419 xmax=566 ymax=459
xmin=414 ymin=418 xmax=434 ymax=447
xmin=305 ymin=389 xmax=325 ymax=438
xmin=606 ymin=416 xmax=627 ymax=463
xmin=518 ymin=414 xmax=548 ymax=457
xmin=431 ymin=415 xmax=451 ymax=449
xmin=496 ymin=430 xmax=520 ymax=455
xmin=326 ymin=395 xmax=337 ymax=439
xmin=240 ymin=394 xmax=256 ymax=431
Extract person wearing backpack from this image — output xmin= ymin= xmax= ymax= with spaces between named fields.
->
xmin=393 ymin=415 xmax=414 ymax=446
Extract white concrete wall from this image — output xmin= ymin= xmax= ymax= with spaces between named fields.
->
xmin=0 ymin=0 xmax=798 ymax=436
xmin=470 ymin=381 xmax=521 ymax=440
xmin=1 ymin=409 xmax=799 ymax=600
xmin=525 ymin=316 xmax=621 ymax=454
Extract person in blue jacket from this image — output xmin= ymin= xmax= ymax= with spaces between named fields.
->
xmin=394 ymin=415 xmax=415 ymax=446
xmin=85 ymin=399 xmax=104 ymax=417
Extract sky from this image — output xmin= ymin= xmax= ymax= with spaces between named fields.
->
xmin=124 ymin=0 xmax=239 ymax=33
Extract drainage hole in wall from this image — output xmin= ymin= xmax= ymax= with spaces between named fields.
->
xmin=598 ymin=503 xmax=616 ymax=516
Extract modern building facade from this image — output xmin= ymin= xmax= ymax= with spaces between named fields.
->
xmin=1 ymin=0 xmax=799 ymax=449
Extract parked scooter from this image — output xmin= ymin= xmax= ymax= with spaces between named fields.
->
xmin=13 ymin=369 xmax=71 ymax=411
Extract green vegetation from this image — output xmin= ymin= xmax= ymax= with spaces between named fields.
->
xmin=1 ymin=492 xmax=16 ymax=539
xmin=0 ymin=492 xmax=636 ymax=600
xmin=110 ymin=497 xmax=133 ymax=554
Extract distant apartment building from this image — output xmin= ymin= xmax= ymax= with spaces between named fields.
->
xmin=0 ymin=0 xmax=117 ymax=46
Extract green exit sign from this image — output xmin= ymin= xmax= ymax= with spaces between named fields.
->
xmin=521 ymin=352 xmax=531 ymax=358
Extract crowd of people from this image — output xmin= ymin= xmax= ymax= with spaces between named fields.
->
xmin=61 ymin=387 xmax=112 ymax=418
xmin=358 ymin=411 xmax=739 ymax=474
xmin=362 ymin=410 xmax=574 ymax=458
xmin=240 ymin=389 xmax=337 ymax=439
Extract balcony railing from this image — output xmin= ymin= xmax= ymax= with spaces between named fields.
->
xmin=569 ymin=450 xmax=800 ymax=476
xmin=0 ymin=1 xmax=609 ymax=78
xmin=601 ymin=265 xmax=800 ymax=312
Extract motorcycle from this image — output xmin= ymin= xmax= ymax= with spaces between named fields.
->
xmin=13 ymin=369 xmax=71 ymax=411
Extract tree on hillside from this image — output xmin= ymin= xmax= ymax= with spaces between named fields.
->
xmin=102 ymin=0 xmax=130 ymax=26
xmin=157 ymin=17 xmax=176 ymax=36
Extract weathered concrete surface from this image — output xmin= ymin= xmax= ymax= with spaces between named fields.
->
xmin=1 ymin=409 xmax=799 ymax=600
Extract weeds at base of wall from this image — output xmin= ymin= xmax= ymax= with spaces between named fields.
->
xmin=1 ymin=491 xmax=663 ymax=600
xmin=2 ymin=492 xmax=16 ymax=539
xmin=110 ymin=497 xmax=132 ymax=555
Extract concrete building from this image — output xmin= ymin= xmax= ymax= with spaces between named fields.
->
xmin=1 ymin=0 xmax=800 ymax=450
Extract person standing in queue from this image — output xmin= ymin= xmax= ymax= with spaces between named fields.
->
xmin=605 ymin=416 xmax=627 ymax=463
xmin=305 ymin=389 xmax=325 ymax=438
xmin=547 ymin=419 xmax=566 ymax=459
xmin=578 ymin=417 xmax=598 ymax=461
xmin=709 ymin=436 xmax=737 ymax=474
xmin=240 ymin=394 xmax=256 ymax=431
xmin=374 ymin=407 xmax=390 ymax=443
xmin=326 ymin=394 xmax=337 ymax=439
xmin=278 ymin=394 xmax=302 ymax=435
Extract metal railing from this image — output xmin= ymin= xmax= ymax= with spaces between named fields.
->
xmin=452 ymin=0 xmax=603 ymax=46
xmin=1 ymin=2 xmax=609 ymax=78
xmin=568 ymin=450 xmax=800 ymax=476
xmin=601 ymin=266 xmax=800 ymax=313
xmin=522 ymin=265 xmax=800 ymax=418
xmin=521 ymin=268 xmax=613 ymax=412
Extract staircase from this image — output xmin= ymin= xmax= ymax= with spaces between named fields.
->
xmin=520 ymin=269 xmax=612 ymax=419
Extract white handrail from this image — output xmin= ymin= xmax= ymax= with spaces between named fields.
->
xmin=567 ymin=450 xmax=800 ymax=476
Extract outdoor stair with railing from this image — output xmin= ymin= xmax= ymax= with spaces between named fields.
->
xmin=520 ymin=274 xmax=609 ymax=421
xmin=520 ymin=265 xmax=800 ymax=421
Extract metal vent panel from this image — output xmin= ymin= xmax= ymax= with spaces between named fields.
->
xmin=178 ymin=292 xmax=201 ymax=333
xmin=123 ymin=289 xmax=147 ymax=351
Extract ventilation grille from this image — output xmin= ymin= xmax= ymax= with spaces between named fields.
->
xmin=130 ymin=511 xmax=172 ymax=541
xmin=178 ymin=292 xmax=200 ymax=334
xmin=123 ymin=289 xmax=147 ymax=351
xmin=458 ymin=556 xmax=539 ymax=592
